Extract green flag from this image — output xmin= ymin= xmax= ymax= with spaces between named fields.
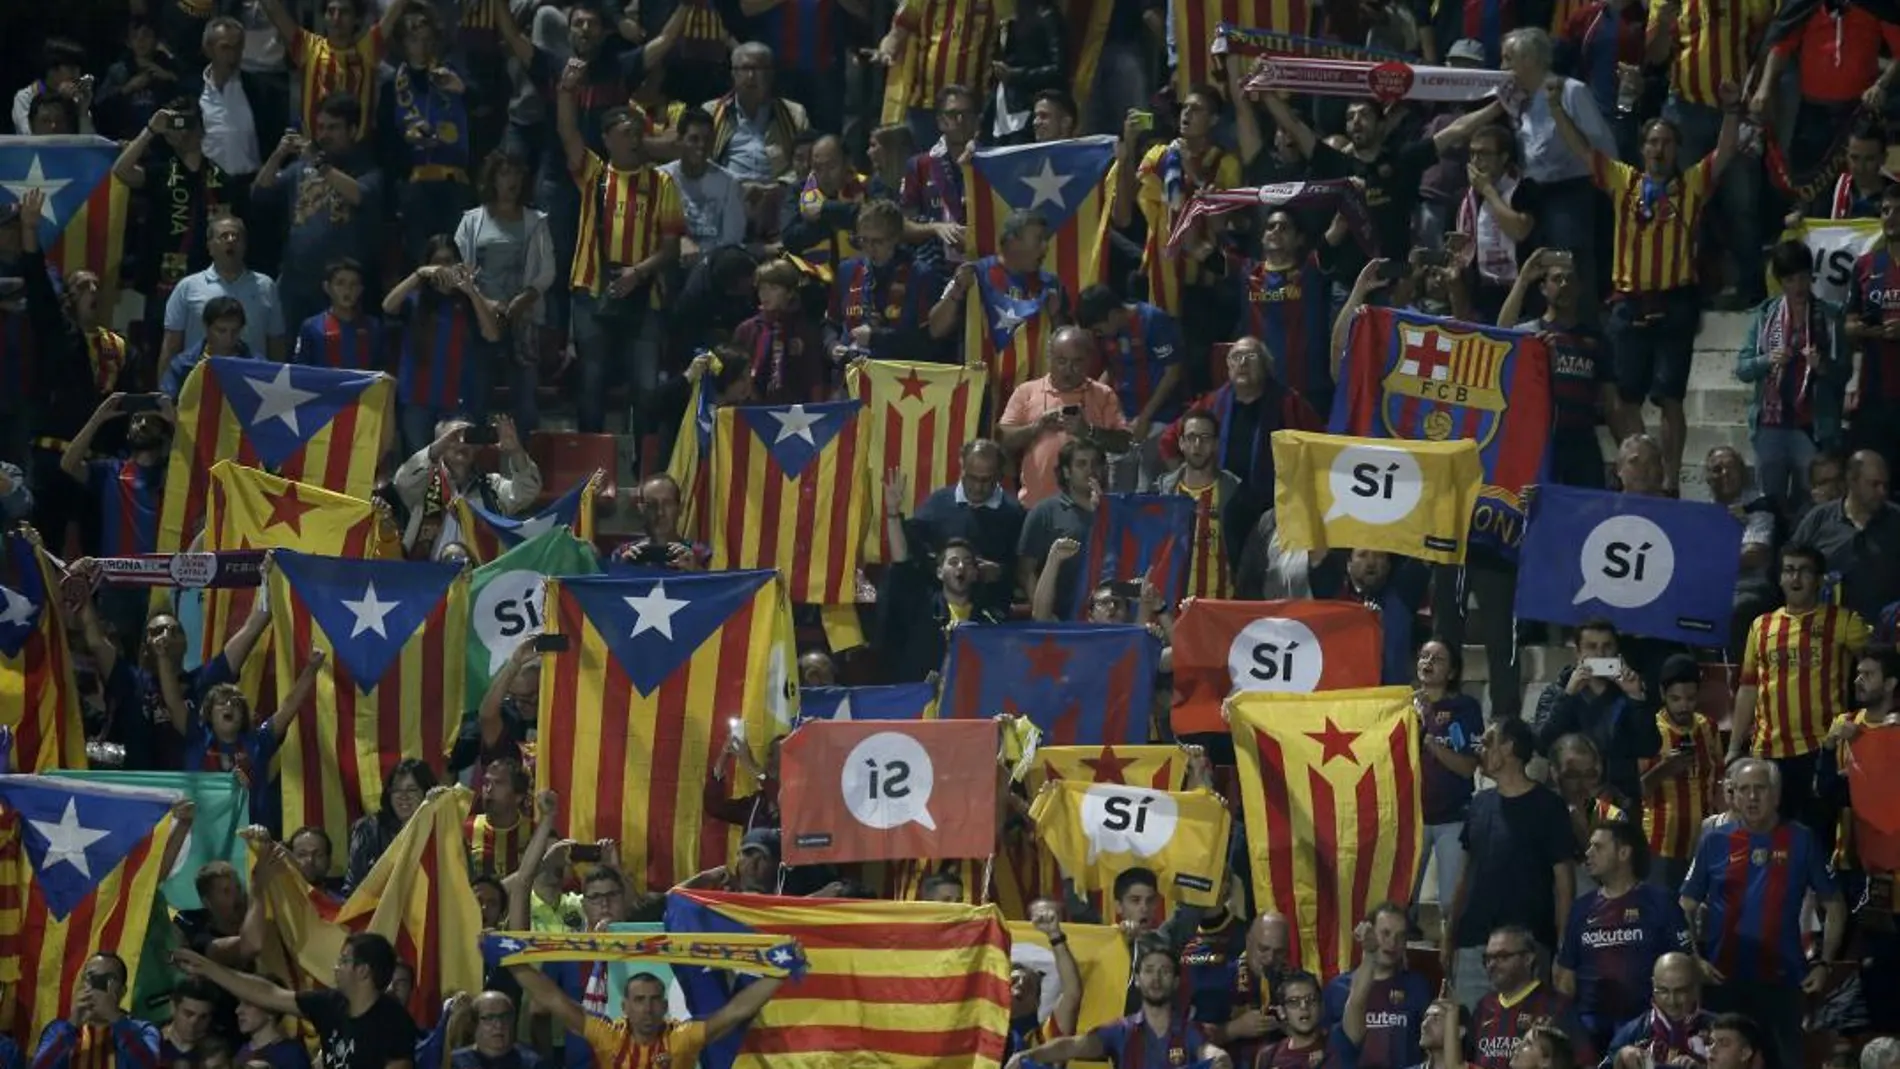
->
xmin=467 ymin=527 xmax=601 ymax=705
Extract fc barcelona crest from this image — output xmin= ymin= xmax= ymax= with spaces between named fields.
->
xmin=1379 ymin=321 xmax=1511 ymax=449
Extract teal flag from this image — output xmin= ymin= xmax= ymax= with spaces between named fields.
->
xmin=46 ymin=770 xmax=247 ymax=907
xmin=466 ymin=528 xmax=600 ymax=705
xmin=603 ymin=923 xmax=690 ymax=1018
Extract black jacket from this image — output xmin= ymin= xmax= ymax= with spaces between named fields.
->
xmin=984 ymin=1 xmax=1068 ymax=133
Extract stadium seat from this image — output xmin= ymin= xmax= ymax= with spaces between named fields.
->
xmin=1700 ymin=662 xmax=1737 ymax=734
xmin=528 ymin=430 xmax=619 ymax=512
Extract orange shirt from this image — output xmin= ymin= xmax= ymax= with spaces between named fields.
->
xmin=290 ymin=26 xmax=384 ymax=134
xmin=1740 ymin=604 xmax=1870 ymax=758
xmin=1770 ymin=5 xmax=1900 ymax=103
xmin=887 ymin=0 xmax=1006 ymax=112
xmin=570 ymin=152 xmax=686 ymax=299
xmin=1639 ymin=712 xmax=1723 ymax=860
xmin=1000 ymin=375 xmax=1127 ymax=506
xmin=1664 ymin=0 xmax=1773 ymax=106
xmin=1131 ymin=142 xmax=1241 ymax=316
xmin=1176 ymin=479 xmax=1232 ymax=600
xmin=1594 ymin=152 xmax=1715 ymax=294
xmin=580 ymin=1017 xmax=708 ymax=1069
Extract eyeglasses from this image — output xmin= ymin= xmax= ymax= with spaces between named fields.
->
xmin=477 ymin=1013 xmax=513 ymax=1024
xmin=1181 ymin=432 xmax=1215 ymax=443
xmin=1283 ymin=995 xmax=1319 ymax=1008
xmin=387 ymin=786 xmax=423 ymax=800
xmin=1481 ymin=949 xmax=1531 ymax=964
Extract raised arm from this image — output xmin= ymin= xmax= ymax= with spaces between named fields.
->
xmin=502 ymin=791 xmax=561 ymax=919
xmin=1431 ymin=99 xmax=1505 ymax=154
xmin=171 ymin=949 xmax=300 ymax=1017
xmin=265 ymin=649 xmax=325 ymax=740
xmin=555 ymin=61 xmax=589 ymax=180
xmin=254 ymin=0 xmax=304 ymax=60
xmin=507 ymin=965 xmax=589 ymax=1035
xmin=703 ymin=975 xmax=785 ymax=1044
xmin=1256 ymin=91 xmax=1318 ymax=159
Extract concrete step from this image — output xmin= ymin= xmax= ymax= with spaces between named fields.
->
xmin=1460 ymin=642 xmax=1574 ymax=685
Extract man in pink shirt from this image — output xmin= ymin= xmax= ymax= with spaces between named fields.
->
xmin=998 ymin=326 xmax=1128 ymax=506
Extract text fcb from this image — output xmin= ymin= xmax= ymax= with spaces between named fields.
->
xmin=1170 ymin=599 xmax=1384 ymax=736
xmin=779 ymin=719 xmax=1000 ymax=865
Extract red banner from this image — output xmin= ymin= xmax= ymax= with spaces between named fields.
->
xmin=1170 ymin=599 xmax=1384 ymax=735
xmin=780 ymin=720 xmax=1000 ymax=865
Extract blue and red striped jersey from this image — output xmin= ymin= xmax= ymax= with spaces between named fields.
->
xmin=1473 ymin=983 xmax=1585 ymax=1069
xmin=397 ymin=293 xmax=477 ymax=410
xmin=1234 ymin=258 xmax=1333 ymax=406
xmin=1323 ymin=969 xmax=1432 ymax=1069
xmin=1099 ymin=302 xmax=1184 ymax=422
xmin=1555 ymin=883 xmax=1692 ymax=1031
xmin=765 ymin=0 xmax=839 ymax=72
xmin=1179 ymin=913 xmax=1246 ymax=1026
xmin=831 ymin=251 xmax=941 ymax=339
xmin=295 ymin=310 xmax=386 ymax=371
xmin=86 ymin=457 xmax=164 ymax=557
xmin=1682 ymin=818 xmax=1836 ymax=985
xmin=1846 ymin=248 xmax=1900 ymax=404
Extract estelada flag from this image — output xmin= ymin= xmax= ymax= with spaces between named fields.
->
xmin=798 ymin=683 xmax=936 ymax=723
xmin=1028 ymin=781 xmax=1231 ymax=908
xmin=1229 ymin=687 xmax=1422 ymax=977
xmin=537 ymin=571 xmax=798 ymax=891
xmin=449 ymin=475 xmax=598 ymax=565
xmin=0 ymin=136 xmax=131 ymax=294
xmin=1029 ymin=745 xmax=1188 ymax=793
xmin=158 ymin=358 xmax=393 ymax=554
xmin=1331 ymin=307 xmax=1551 ymax=557
xmin=846 ymin=359 xmax=986 ymax=563
xmin=1170 ymin=599 xmax=1383 ymax=736
xmin=1847 ymin=727 xmax=1900 ymax=872
xmin=710 ymin=401 xmax=870 ymax=607
xmin=269 ymin=552 xmax=467 ymax=868
xmin=666 ymin=359 xmax=720 ymax=543
xmin=940 ymin=623 xmax=1161 ymax=745
xmin=1073 ymin=493 xmax=1195 ymax=618
xmin=0 ymin=536 xmax=86 ymax=772
xmin=780 ymin=720 xmax=999 ymax=866
xmin=1271 ymin=430 xmax=1483 ymax=564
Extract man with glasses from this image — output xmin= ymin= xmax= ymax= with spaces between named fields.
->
xmin=703 ymin=42 xmax=809 ymax=235
xmin=1156 ymin=411 xmax=1241 ymax=600
xmin=442 ymin=991 xmax=539 ymax=1069
xmin=1602 ymin=953 xmax=1715 ymax=1069
xmin=1469 ymin=926 xmax=1587 ymax=1069
xmin=1680 ymin=759 xmax=1847 ymax=1069
xmin=830 ymin=198 xmax=960 ymax=362
xmin=1158 ymin=337 xmax=1322 ymax=520
xmin=1728 ymin=543 xmax=1869 ymax=839
xmin=899 ymin=85 xmax=976 ymax=273
xmin=903 ymin=439 xmax=1024 ymax=614
xmin=175 ymin=933 xmax=417 ymax=1069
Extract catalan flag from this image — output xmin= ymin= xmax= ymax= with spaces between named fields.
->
xmin=1006 ymin=921 xmax=1129 ymax=1046
xmin=158 ymin=358 xmax=394 ymax=555
xmin=1271 ymin=431 xmax=1484 ymax=564
xmin=845 ymin=360 xmax=987 ymax=563
xmin=664 ymin=890 xmax=1012 ymax=1069
xmin=940 ymin=623 xmax=1160 ymax=745
xmin=798 ymin=683 xmax=936 ymax=722
xmin=449 ymin=476 xmax=598 ymax=565
xmin=0 ymin=776 xmax=179 ymax=1043
xmin=1030 ymin=779 xmax=1230 ymax=908
xmin=710 ymin=402 xmax=870 ymax=608
xmin=268 ymin=552 xmax=468 ymax=870
xmin=0 ymin=536 xmax=86 ymax=773
xmin=1061 ymin=0 xmax=1112 ymax=102
xmin=1174 ymin=7 xmax=1321 ymax=94
xmin=537 ymin=571 xmax=797 ymax=892
xmin=1026 ymin=744 xmax=1190 ymax=919
xmin=1073 ymin=494 xmax=1195 ymax=618
xmin=666 ymin=361 xmax=720 ymax=543
xmin=0 ymin=136 xmax=131 ymax=295
xmin=1229 ymin=687 xmax=1422 ymax=977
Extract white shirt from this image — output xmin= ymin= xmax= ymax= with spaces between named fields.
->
xmin=1505 ymin=77 xmax=1618 ymax=184
xmin=199 ymin=66 xmax=262 ymax=177
xmin=11 ymin=83 xmax=96 ymax=135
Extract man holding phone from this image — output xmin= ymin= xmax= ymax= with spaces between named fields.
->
xmin=1535 ymin=620 xmax=1663 ymax=806
xmin=31 ymin=953 xmax=160 ymax=1069
xmin=997 ymin=326 xmax=1127 ymax=507
xmin=609 ymin=475 xmax=703 ymax=572
xmin=391 ymin=416 xmax=542 ymax=556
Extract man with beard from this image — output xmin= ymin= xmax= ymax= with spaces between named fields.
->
xmin=1006 ymin=942 xmax=1234 ymax=1069
xmin=1602 ymin=954 xmax=1715 ymax=1069
xmin=1326 ymin=903 xmax=1433 ymax=1069
xmin=1005 ymin=900 xmax=1083 ymax=1061
xmin=1469 ymin=925 xmax=1588 ymax=1069
xmin=61 ymin=394 xmax=171 ymax=562
xmin=876 ymin=521 xmax=1005 ymax=683
xmin=1553 ymin=821 xmax=1691 ymax=1051
xmin=1207 ymin=911 xmax=1292 ymax=1063
xmin=1158 ymin=411 xmax=1244 ymax=600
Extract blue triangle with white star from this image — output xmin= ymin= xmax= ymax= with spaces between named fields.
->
xmin=0 ymin=136 xmax=117 ymax=249
xmin=0 ymin=536 xmax=49 ymax=660
xmin=970 ymin=135 xmax=1117 ymax=232
xmin=468 ymin=481 xmax=587 ymax=550
xmin=562 ymin=571 xmax=775 ymax=697
xmin=974 ymin=276 xmax=1044 ymax=352
xmin=0 ymin=776 xmax=174 ymax=920
xmin=276 ymin=552 xmax=462 ymax=687
xmin=208 ymin=358 xmax=383 ymax=470
xmin=735 ymin=400 xmax=862 ymax=480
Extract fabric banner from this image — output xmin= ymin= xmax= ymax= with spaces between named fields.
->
xmin=0 ymin=136 xmax=130 ymax=294
xmin=1513 ymin=485 xmax=1743 ymax=646
xmin=939 ymin=623 xmax=1161 ymax=745
xmin=797 ymin=683 xmax=936 ymax=722
xmin=1007 ymin=920 xmax=1128 ymax=1069
xmin=481 ymin=930 xmax=808 ymax=977
xmin=44 ymin=770 xmax=244 ymax=909
xmin=465 ymin=527 xmax=600 ymax=707
xmin=1244 ymin=55 xmax=1515 ymax=103
xmin=1170 ymin=598 xmax=1384 ymax=736
xmin=1166 ymin=182 xmax=1375 ymax=257
xmin=1330 ymin=307 xmax=1553 ymax=557
xmin=710 ymin=401 xmax=870 ymax=607
xmin=1778 ymin=218 xmax=1880 ymax=305
xmin=1847 ymin=727 xmax=1900 ymax=872
xmin=0 ymin=536 xmax=87 ymax=773
xmin=1029 ymin=781 xmax=1231 ymax=907
xmin=846 ymin=359 xmax=987 ymax=564
xmin=780 ymin=720 xmax=1000 ymax=865
xmin=1073 ymin=494 xmax=1195 ymax=618
xmin=1271 ymin=431 xmax=1483 ymax=563
xmin=1213 ymin=24 xmax=1407 ymax=61
xmin=449 ymin=476 xmax=599 ymax=566
xmin=91 ymin=552 xmax=266 ymax=589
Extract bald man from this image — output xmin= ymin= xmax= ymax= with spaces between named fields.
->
xmin=1203 ymin=912 xmax=1292 ymax=1066
xmin=446 ymin=991 xmax=541 ymax=1069
xmin=781 ymin=134 xmax=863 ymax=274
xmin=1602 ymin=954 xmax=1713 ymax=1069
xmin=1000 ymin=325 xmax=1129 ymax=508
xmin=1791 ymin=449 xmax=1900 ymax=621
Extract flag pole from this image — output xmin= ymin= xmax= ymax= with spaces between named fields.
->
xmin=980 ymin=854 xmax=995 ymax=905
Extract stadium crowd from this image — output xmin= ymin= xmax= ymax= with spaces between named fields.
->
xmin=5 ymin=0 xmax=1900 ymax=1066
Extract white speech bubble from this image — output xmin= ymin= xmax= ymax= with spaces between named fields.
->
xmin=1227 ymin=617 xmax=1324 ymax=693
xmin=840 ymin=732 xmax=937 ymax=830
xmin=1325 ymin=444 xmax=1425 ymax=525
xmin=1079 ymin=785 xmax=1180 ymax=862
xmin=1575 ymin=514 xmax=1676 ymax=609
xmin=472 ymin=570 xmax=548 ymax=674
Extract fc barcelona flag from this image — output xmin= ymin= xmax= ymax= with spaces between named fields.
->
xmin=0 ymin=536 xmax=86 ymax=773
xmin=159 ymin=358 xmax=394 ymax=554
xmin=846 ymin=360 xmax=987 ymax=563
xmin=450 ymin=476 xmax=599 ymax=565
xmin=1073 ymin=494 xmax=1195 ymax=618
xmin=940 ymin=623 xmax=1160 ymax=745
xmin=1230 ymin=687 xmax=1422 ymax=978
xmin=268 ymin=552 xmax=467 ymax=871
xmin=537 ymin=571 xmax=798 ymax=891
xmin=1170 ymin=599 xmax=1383 ymax=736
xmin=710 ymin=402 xmax=870 ymax=607
xmin=0 ymin=136 xmax=131 ymax=295
xmin=1330 ymin=307 xmax=1551 ymax=556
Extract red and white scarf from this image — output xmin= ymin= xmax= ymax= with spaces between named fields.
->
xmin=1757 ymin=295 xmax=1825 ymax=427
xmin=1458 ymin=175 xmax=1522 ymax=285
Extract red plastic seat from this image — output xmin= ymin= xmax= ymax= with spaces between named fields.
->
xmin=1700 ymin=662 xmax=1737 ymax=735
xmin=528 ymin=430 xmax=619 ymax=512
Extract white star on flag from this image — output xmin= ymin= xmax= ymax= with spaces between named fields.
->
xmin=240 ymin=364 xmax=322 ymax=435
xmin=832 ymin=695 xmax=854 ymax=721
xmin=31 ymin=799 xmax=111 ymax=879
xmin=343 ymin=581 xmax=401 ymax=638
xmin=624 ymin=582 xmax=691 ymax=640
xmin=1018 ymin=158 xmax=1074 ymax=210
xmin=0 ymin=587 xmax=34 ymax=628
xmin=768 ymin=946 xmax=794 ymax=964
xmin=1 ymin=156 xmax=73 ymax=226
xmin=513 ymin=512 xmax=558 ymax=540
xmin=992 ymin=304 xmax=1027 ymax=335
xmin=497 ymin=937 xmax=524 ymax=952
xmin=768 ymin=404 xmax=825 ymax=445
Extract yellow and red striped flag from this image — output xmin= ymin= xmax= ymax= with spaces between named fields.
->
xmin=1172 ymin=4 xmax=1321 ymax=94
xmin=158 ymin=357 xmax=394 ymax=554
xmin=709 ymin=402 xmax=870 ymax=607
xmin=246 ymin=788 xmax=481 ymax=1026
xmin=537 ymin=571 xmax=797 ymax=892
xmin=1061 ymin=1 xmax=1111 ymax=103
xmin=448 ymin=475 xmax=598 ymax=565
xmin=0 ymin=776 xmax=179 ymax=1043
xmin=201 ymin=462 xmax=397 ymax=701
xmin=0 ymin=536 xmax=87 ymax=772
xmin=1006 ymin=920 xmax=1129 ymax=1049
xmin=268 ymin=551 xmax=467 ymax=869
xmin=0 ymin=136 xmax=131 ymax=295
xmin=665 ymin=890 xmax=1012 ymax=1069
xmin=1229 ymin=687 xmax=1422 ymax=977
xmin=666 ymin=361 xmax=720 ymax=543
xmin=845 ymin=359 xmax=987 ymax=563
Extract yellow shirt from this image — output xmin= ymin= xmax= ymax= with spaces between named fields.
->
xmin=580 ymin=1016 xmax=708 ymax=1069
xmin=1131 ymin=142 xmax=1241 ymax=315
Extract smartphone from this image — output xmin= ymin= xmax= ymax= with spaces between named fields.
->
xmin=633 ymin=542 xmax=673 ymax=566
xmin=729 ymin=715 xmax=747 ymax=745
xmin=462 ymin=424 xmax=500 ymax=446
xmin=1413 ymin=249 xmax=1450 ymax=268
xmin=1545 ymin=249 xmax=1576 ymax=269
xmin=1582 ymin=656 xmax=1624 ymax=679
xmin=1061 ymin=404 xmax=1081 ymax=417
xmin=1675 ymin=738 xmax=1697 ymax=755
xmin=1109 ymin=580 xmax=1144 ymax=599
xmin=1129 ymin=109 xmax=1155 ymax=131
xmin=532 ymin=633 xmax=569 ymax=653
xmin=168 ymin=113 xmax=192 ymax=132
xmin=569 ymin=844 xmax=603 ymax=863
xmin=118 ymin=393 xmax=163 ymax=413
xmin=86 ymin=973 xmax=110 ymax=992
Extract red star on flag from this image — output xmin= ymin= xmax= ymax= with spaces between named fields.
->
xmin=1307 ymin=719 xmax=1361 ymax=765
xmin=1080 ymin=745 xmax=1135 ymax=785
xmin=1023 ymin=636 xmax=1071 ymax=683
xmin=262 ymin=484 xmax=317 ymax=535
xmin=896 ymin=369 xmax=929 ymax=401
